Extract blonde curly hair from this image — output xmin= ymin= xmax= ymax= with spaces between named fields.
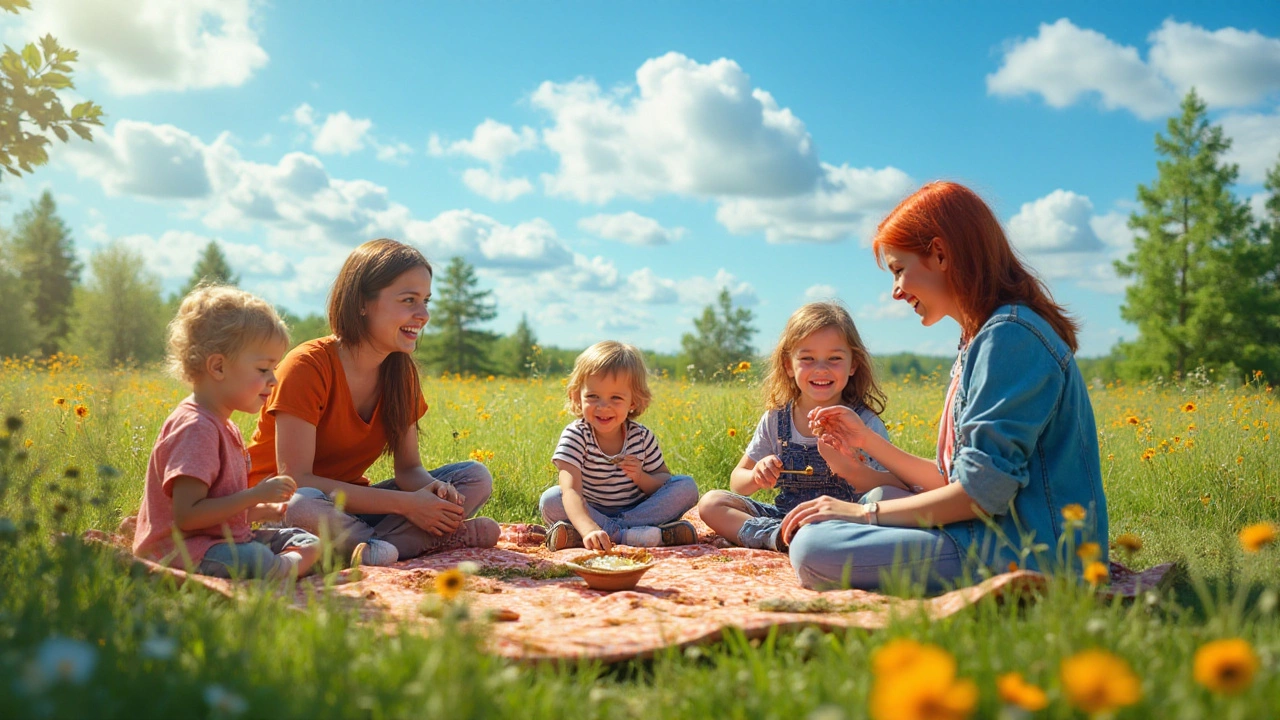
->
xmin=166 ymin=284 xmax=289 ymax=383
xmin=564 ymin=341 xmax=652 ymax=419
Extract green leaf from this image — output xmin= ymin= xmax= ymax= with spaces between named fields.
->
xmin=69 ymin=122 xmax=93 ymax=141
xmin=21 ymin=43 xmax=39 ymax=71
xmin=51 ymin=125 xmax=67 ymax=142
xmin=0 ymin=0 xmax=33 ymax=16
xmin=70 ymin=101 xmax=91 ymax=120
xmin=41 ymin=72 xmax=70 ymax=89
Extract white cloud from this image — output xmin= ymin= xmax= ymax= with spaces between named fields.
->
xmin=461 ymin=168 xmax=534 ymax=201
xmin=428 ymin=120 xmax=538 ymax=166
xmin=578 ymin=211 xmax=685 ymax=246
xmin=15 ymin=0 xmax=268 ymax=95
xmin=291 ymin=103 xmax=315 ymax=127
xmin=1007 ymin=190 xmax=1104 ymax=253
xmin=715 ymin=163 xmax=914 ymax=244
xmin=626 ymin=268 xmax=679 ymax=304
xmin=1148 ymin=20 xmax=1280 ymax=107
xmin=988 ymin=19 xmax=1280 ymax=119
xmin=1249 ymin=192 xmax=1270 ymax=222
xmin=804 ymin=284 xmax=840 ymax=301
xmin=678 ymin=268 xmax=759 ymax=307
xmin=311 ymin=112 xmax=373 ymax=155
xmin=1221 ymin=107 xmax=1280 ymax=184
xmin=374 ymin=141 xmax=414 ymax=165
xmin=988 ymin=19 xmax=1176 ymax=119
xmin=112 ymin=230 xmax=294 ymax=282
xmin=858 ymin=293 xmax=912 ymax=321
xmin=66 ymin=120 xmax=214 ymax=198
xmin=533 ymin=52 xmax=822 ymax=203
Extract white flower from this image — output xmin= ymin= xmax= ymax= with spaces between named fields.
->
xmin=204 ymin=684 xmax=248 ymax=716
xmin=140 ymin=635 xmax=177 ymax=660
xmin=33 ymin=637 xmax=97 ymax=687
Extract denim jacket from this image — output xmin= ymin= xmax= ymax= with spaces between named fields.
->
xmin=939 ymin=304 xmax=1108 ymax=574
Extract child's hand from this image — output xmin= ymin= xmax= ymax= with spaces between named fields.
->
xmin=616 ymin=455 xmax=645 ymax=482
xmin=255 ymin=475 xmax=297 ymax=503
xmin=752 ymin=455 xmax=782 ymax=490
xmin=249 ymin=502 xmax=287 ymax=523
xmin=583 ymin=529 xmax=612 ymax=551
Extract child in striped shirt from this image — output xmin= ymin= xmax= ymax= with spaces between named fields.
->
xmin=540 ymin=341 xmax=699 ymax=551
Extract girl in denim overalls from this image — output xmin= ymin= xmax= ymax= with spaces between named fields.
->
xmin=698 ymin=302 xmax=909 ymax=551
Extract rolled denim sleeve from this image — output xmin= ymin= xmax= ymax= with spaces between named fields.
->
xmin=953 ymin=321 xmax=1064 ymax=515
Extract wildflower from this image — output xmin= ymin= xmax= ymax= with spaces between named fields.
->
xmin=204 ymin=684 xmax=248 ymax=716
xmin=1084 ymin=561 xmax=1109 ymax=586
xmin=736 ymin=361 xmax=751 ymax=372
xmin=1062 ymin=504 xmax=1087 ymax=523
xmin=435 ymin=568 xmax=465 ymax=600
xmin=1200 ymin=494 xmax=1211 ymax=506
xmin=1125 ymin=415 xmax=1140 ymax=425
xmin=870 ymin=640 xmax=977 ymax=720
xmin=1059 ymin=649 xmax=1142 ymax=715
xmin=1007 ymin=561 xmax=1018 ymax=573
xmin=1076 ymin=542 xmax=1101 ymax=562
xmin=1141 ymin=448 xmax=1156 ymax=461
xmin=24 ymin=438 xmax=33 ymax=449
xmin=1193 ymin=638 xmax=1258 ymax=695
xmin=1181 ymin=402 xmax=1196 ymax=413
xmin=1239 ymin=522 xmax=1277 ymax=553
xmin=29 ymin=637 xmax=97 ymax=689
xmin=1236 ymin=456 xmax=1244 ymax=465
xmin=54 ymin=397 xmax=67 ymax=407
xmin=1115 ymin=534 xmax=1143 ymax=554
xmin=74 ymin=405 xmax=89 ymax=419
xmin=727 ymin=428 xmax=737 ymax=437
xmin=996 ymin=672 xmax=1048 ymax=712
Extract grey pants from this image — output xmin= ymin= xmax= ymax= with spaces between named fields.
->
xmin=284 ymin=461 xmax=493 ymax=560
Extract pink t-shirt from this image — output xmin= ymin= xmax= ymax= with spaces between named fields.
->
xmin=937 ymin=350 xmax=965 ymax=480
xmin=132 ymin=397 xmax=253 ymax=567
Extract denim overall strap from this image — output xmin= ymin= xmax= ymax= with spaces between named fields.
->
xmin=774 ymin=403 xmax=859 ymax=512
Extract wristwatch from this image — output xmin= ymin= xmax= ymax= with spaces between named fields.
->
xmin=865 ymin=501 xmax=880 ymax=526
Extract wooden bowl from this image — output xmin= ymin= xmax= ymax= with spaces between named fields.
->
xmin=564 ymin=550 xmax=656 ymax=591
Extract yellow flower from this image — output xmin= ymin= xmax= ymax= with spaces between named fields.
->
xmin=1060 ymin=649 xmax=1142 ymax=715
xmin=736 ymin=361 xmax=751 ymax=372
xmin=1140 ymin=448 xmax=1156 ymax=461
xmin=997 ymin=672 xmax=1048 ymax=712
xmin=1181 ymin=402 xmax=1196 ymax=413
xmin=23 ymin=438 xmax=33 ymax=449
xmin=435 ymin=568 xmax=465 ymax=600
xmin=727 ymin=428 xmax=737 ymax=437
xmin=54 ymin=397 xmax=67 ymax=407
xmin=1239 ymin=522 xmax=1277 ymax=553
xmin=1076 ymin=542 xmax=1101 ymax=562
xmin=1125 ymin=415 xmax=1140 ymax=425
xmin=1062 ymin=504 xmax=1087 ymax=523
xmin=74 ymin=405 xmax=89 ymax=419
xmin=1084 ymin=561 xmax=1109 ymax=586
xmin=1007 ymin=561 xmax=1019 ymax=573
xmin=870 ymin=641 xmax=977 ymax=720
xmin=1115 ymin=534 xmax=1143 ymax=554
xmin=1193 ymin=639 xmax=1259 ymax=695
xmin=1201 ymin=493 xmax=1211 ymax=506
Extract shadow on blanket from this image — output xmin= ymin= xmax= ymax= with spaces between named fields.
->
xmin=89 ymin=510 xmax=1179 ymax=664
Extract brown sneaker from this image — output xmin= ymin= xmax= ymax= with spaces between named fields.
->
xmin=658 ymin=520 xmax=697 ymax=547
xmin=545 ymin=521 xmax=584 ymax=551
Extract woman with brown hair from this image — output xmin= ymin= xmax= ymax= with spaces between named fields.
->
xmin=248 ymin=239 xmax=498 ymax=565
xmin=780 ymin=182 xmax=1108 ymax=590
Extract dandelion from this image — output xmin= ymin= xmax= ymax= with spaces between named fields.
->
xmin=1076 ymin=542 xmax=1101 ymax=562
xmin=204 ymin=684 xmax=248 ymax=716
xmin=74 ymin=405 xmax=89 ymax=419
xmin=996 ymin=672 xmax=1048 ymax=712
xmin=727 ymin=428 xmax=737 ymax=437
xmin=1084 ymin=561 xmax=1109 ymax=586
xmin=1115 ymin=534 xmax=1143 ymax=554
xmin=1193 ymin=639 xmax=1258 ymax=695
xmin=1059 ymin=649 xmax=1142 ymax=715
xmin=1062 ymin=504 xmax=1087 ymax=523
xmin=1125 ymin=415 xmax=1140 ymax=425
xmin=1239 ymin=522 xmax=1277 ymax=553
xmin=1182 ymin=402 xmax=1196 ymax=413
xmin=435 ymin=568 xmax=465 ymax=600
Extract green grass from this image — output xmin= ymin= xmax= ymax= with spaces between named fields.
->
xmin=2 ymin=359 xmax=1278 ymax=718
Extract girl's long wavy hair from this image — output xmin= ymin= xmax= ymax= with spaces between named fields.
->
xmin=761 ymin=302 xmax=887 ymax=415
xmin=328 ymin=239 xmax=431 ymax=455
xmin=872 ymin=181 xmax=1080 ymax=351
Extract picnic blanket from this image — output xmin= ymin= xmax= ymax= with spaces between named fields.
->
xmin=91 ymin=511 xmax=1179 ymax=664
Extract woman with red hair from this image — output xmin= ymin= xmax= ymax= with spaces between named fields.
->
xmin=778 ymin=181 xmax=1107 ymax=590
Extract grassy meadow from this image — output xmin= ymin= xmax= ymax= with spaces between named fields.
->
xmin=1 ymin=355 xmax=1278 ymax=718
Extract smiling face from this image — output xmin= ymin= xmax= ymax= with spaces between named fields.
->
xmin=578 ymin=372 xmax=636 ymax=439
xmin=361 ymin=265 xmax=432 ymax=355
xmin=785 ymin=326 xmax=855 ymax=407
xmin=883 ymin=245 xmax=958 ymax=328
xmin=218 ymin=335 xmax=289 ymax=415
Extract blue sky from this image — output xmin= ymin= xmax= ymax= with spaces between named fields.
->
xmin=3 ymin=1 xmax=1278 ymax=358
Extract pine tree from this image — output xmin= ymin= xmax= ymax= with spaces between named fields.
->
xmin=417 ymin=256 xmax=497 ymax=375
xmin=1239 ymin=156 xmax=1280 ymax=380
xmin=681 ymin=288 xmax=756 ymax=380
xmin=0 ymin=234 xmax=37 ymax=357
xmin=507 ymin=314 xmax=537 ymax=377
xmin=9 ymin=190 xmax=80 ymax=355
xmin=66 ymin=242 xmax=167 ymax=365
xmin=1113 ymin=89 xmax=1254 ymax=378
xmin=180 ymin=240 xmax=240 ymax=297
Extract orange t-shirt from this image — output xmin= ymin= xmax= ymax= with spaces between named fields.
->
xmin=247 ymin=336 xmax=428 ymax=486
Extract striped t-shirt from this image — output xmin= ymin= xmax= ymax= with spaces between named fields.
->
xmin=551 ymin=418 xmax=665 ymax=509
